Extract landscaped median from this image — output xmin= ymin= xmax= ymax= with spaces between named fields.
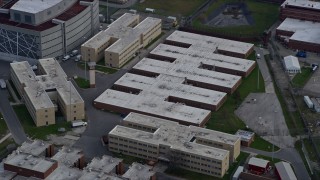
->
xmin=12 ymin=105 xmax=71 ymax=140
xmin=73 ymin=76 xmax=90 ymax=89
xmin=291 ymin=67 xmax=313 ymax=88
xmin=77 ymin=62 xmax=118 ymax=74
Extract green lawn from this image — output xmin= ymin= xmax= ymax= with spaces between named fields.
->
xmin=13 ymin=105 xmax=71 ymax=140
xmin=303 ymin=139 xmax=318 ymax=161
xmin=133 ymin=0 xmax=206 ymax=16
xmin=250 ymin=135 xmax=280 ymax=152
xmin=165 ymin=152 xmax=250 ymax=180
xmin=193 ymin=0 xmax=279 ymax=36
xmin=113 ymin=153 xmax=144 ymax=165
xmin=77 ymin=62 xmax=118 ymax=74
xmin=145 ymin=32 xmax=165 ymax=49
xmin=0 ymin=138 xmax=16 ymax=160
xmin=207 ymin=55 xmax=265 ymax=133
xmin=291 ymin=67 xmax=313 ymax=88
xmin=0 ymin=112 xmax=8 ymax=136
xmin=74 ymin=77 xmax=90 ymax=89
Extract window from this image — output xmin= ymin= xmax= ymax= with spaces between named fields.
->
xmin=74 ymin=111 xmax=76 ymax=113
xmin=25 ymin=15 xmax=32 ymax=23
xmin=14 ymin=13 xmax=21 ymax=21
xmin=45 ymin=110 xmax=48 ymax=112
xmin=45 ymin=115 xmax=48 ymax=118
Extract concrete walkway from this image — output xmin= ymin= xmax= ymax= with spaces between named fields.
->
xmin=254 ymin=47 xmax=275 ymax=93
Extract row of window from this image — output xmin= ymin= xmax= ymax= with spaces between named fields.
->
xmin=109 ymin=147 xmax=156 ymax=160
xmin=127 ymin=123 xmax=156 ymax=132
xmin=109 ymin=137 xmax=157 ymax=149
xmin=176 ymin=151 xmax=219 ymax=163
xmin=179 ymin=164 xmax=221 ymax=176
xmin=180 ymin=157 xmax=221 ymax=169
xmin=109 ymin=141 xmax=158 ymax=155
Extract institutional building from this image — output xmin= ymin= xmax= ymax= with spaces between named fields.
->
xmin=0 ymin=0 xmax=99 ymax=63
xmin=108 ymin=113 xmax=241 ymax=178
xmin=94 ymin=31 xmax=255 ymax=126
xmin=81 ymin=13 xmax=162 ymax=68
xmin=280 ymin=0 xmax=320 ymax=22
xmin=276 ymin=18 xmax=320 ymax=53
xmin=10 ymin=58 xmax=85 ymax=127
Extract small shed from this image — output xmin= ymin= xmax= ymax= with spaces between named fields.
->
xmin=145 ymin=8 xmax=155 ymax=13
xmin=248 ymin=157 xmax=270 ymax=175
xmin=232 ymin=166 xmax=243 ymax=180
xmin=235 ymin=130 xmax=255 ymax=147
xmin=283 ymin=55 xmax=301 ymax=73
xmin=275 ymin=161 xmax=297 ymax=180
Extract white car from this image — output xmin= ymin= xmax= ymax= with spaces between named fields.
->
xmin=62 ymin=55 xmax=70 ymax=61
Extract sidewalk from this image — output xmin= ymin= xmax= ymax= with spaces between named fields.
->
xmin=0 ymin=133 xmax=12 ymax=144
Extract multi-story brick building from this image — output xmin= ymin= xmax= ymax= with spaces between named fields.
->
xmin=108 ymin=113 xmax=241 ymax=178
xmin=280 ymin=0 xmax=320 ymax=22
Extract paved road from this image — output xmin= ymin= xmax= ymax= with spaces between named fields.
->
xmin=255 ymin=47 xmax=275 ymax=93
xmin=0 ymin=61 xmax=27 ymax=145
xmin=242 ymin=147 xmax=310 ymax=180
xmin=0 ymin=90 xmax=27 ymax=145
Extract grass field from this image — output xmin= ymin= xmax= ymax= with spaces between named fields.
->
xmin=74 ymin=77 xmax=90 ymax=89
xmin=250 ymin=135 xmax=280 ymax=152
xmin=77 ymin=62 xmax=118 ymax=74
xmin=193 ymin=0 xmax=279 ymax=36
xmin=13 ymin=105 xmax=71 ymax=140
xmin=165 ymin=152 xmax=249 ymax=180
xmin=291 ymin=67 xmax=313 ymax=88
xmin=0 ymin=112 xmax=8 ymax=137
xmin=133 ymin=0 xmax=206 ymax=16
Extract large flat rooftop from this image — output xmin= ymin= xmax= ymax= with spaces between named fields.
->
xmin=95 ymin=89 xmax=211 ymax=126
xmin=85 ymin=155 xmax=122 ymax=173
xmin=133 ymin=58 xmax=241 ymax=89
xmin=4 ymin=152 xmax=56 ymax=173
xmin=277 ymin=18 xmax=320 ymax=44
xmin=79 ymin=171 xmax=123 ymax=180
xmin=17 ymin=140 xmax=51 ymax=156
xmin=51 ymin=146 xmax=83 ymax=167
xmin=281 ymin=0 xmax=320 ymax=11
xmin=10 ymin=0 xmax=66 ymax=14
xmin=82 ymin=13 xmax=161 ymax=53
xmin=166 ymin=31 xmax=254 ymax=55
xmin=150 ymin=43 xmax=255 ymax=74
xmin=109 ymin=113 xmax=237 ymax=160
xmin=10 ymin=59 xmax=84 ymax=110
xmin=46 ymin=165 xmax=83 ymax=180
xmin=122 ymin=162 xmax=155 ymax=180
xmin=115 ymin=73 xmax=226 ymax=106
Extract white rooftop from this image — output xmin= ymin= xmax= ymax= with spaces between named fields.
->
xmin=11 ymin=0 xmax=65 ymax=14
xmin=281 ymin=0 xmax=320 ymax=10
xmin=133 ymin=58 xmax=241 ymax=89
xmin=275 ymin=162 xmax=297 ymax=180
xmin=109 ymin=113 xmax=237 ymax=160
xmin=51 ymin=146 xmax=83 ymax=167
xmin=17 ymin=140 xmax=51 ymax=157
xmin=166 ymin=31 xmax=254 ymax=55
xmin=284 ymin=55 xmax=301 ymax=70
xmin=150 ymin=43 xmax=255 ymax=74
xmin=10 ymin=59 xmax=84 ymax=110
xmin=122 ymin=162 xmax=155 ymax=180
xmin=4 ymin=152 xmax=56 ymax=173
xmin=95 ymin=89 xmax=210 ymax=126
xmin=277 ymin=18 xmax=320 ymax=44
xmin=248 ymin=157 xmax=270 ymax=168
xmin=85 ymin=155 xmax=122 ymax=174
xmin=82 ymin=13 xmax=161 ymax=53
xmin=235 ymin=130 xmax=255 ymax=142
xmin=46 ymin=165 xmax=83 ymax=180
xmin=115 ymin=73 xmax=227 ymax=106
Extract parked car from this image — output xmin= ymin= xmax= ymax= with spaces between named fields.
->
xmin=62 ymin=55 xmax=70 ymax=61
xmin=296 ymin=51 xmax=307 ymax=58
xmin=0 ymin=79 xmax=6 ymax=89
xmin=70 ymin=50 xmax=78 ymax=57
xmin=75 ymin=55 xmax=81 ymax=62
xmin=71 ymin=120 xmax=87 ymax=128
